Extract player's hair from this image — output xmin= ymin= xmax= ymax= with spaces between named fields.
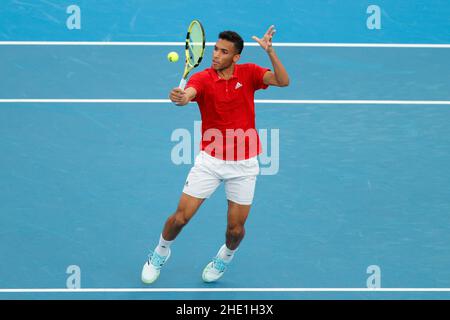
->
xmin=218 ymin=31 xmax=244 ymax=54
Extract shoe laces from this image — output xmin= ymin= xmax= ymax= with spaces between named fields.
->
xmin=212 ymin=257 xmax=228 ymax=273
xmin=148 ymin=250 xmax=168 ymax=270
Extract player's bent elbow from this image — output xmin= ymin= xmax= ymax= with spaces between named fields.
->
xmin=274 ymin=75 xmax=289 ymax=87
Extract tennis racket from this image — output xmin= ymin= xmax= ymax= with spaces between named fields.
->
xmin=179 ymin=19 xmax=206 ymax=90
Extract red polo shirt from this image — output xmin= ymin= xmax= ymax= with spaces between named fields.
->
xmin=186 ymin=63 xmax=270 ymax=161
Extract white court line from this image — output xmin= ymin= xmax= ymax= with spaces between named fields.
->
xmin=0 ymin=41 xmax=450 ymax=48
xmin=1 ymin=99 xmax=450 ymax=105
xmin=1 ymin=288 xmax=450 ymax=293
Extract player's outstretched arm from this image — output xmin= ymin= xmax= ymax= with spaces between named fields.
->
xmin=169 ymin=87 xmax=197 ymax=106
xmin=252 ymin=25 xmax=290 ymax=87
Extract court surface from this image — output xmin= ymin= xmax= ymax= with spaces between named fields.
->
xmin=1 ymin=1 xmax=450 ymax=299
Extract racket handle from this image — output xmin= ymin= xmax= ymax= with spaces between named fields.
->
xmin=179 ymin=78 xmax=187 ymax=90
xmin=178 ymin=78 xmax=187 ymax=90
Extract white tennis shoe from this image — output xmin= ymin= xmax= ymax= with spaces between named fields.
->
xmin=202 ymin=251 xmax=231 ymax=283
xmin=141 ymin=249 xmax=171 ymax=284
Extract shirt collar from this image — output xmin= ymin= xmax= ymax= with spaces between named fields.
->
xmin=210 ymin=64 xmax=239 ymax=82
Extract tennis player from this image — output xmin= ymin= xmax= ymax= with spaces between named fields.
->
xmin=142 ymin=25 xmax=289 ymax=284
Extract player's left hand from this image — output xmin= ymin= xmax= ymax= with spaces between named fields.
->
xmin=252 ymin=25 xmax=276 ymax=53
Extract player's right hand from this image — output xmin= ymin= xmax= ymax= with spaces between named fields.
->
xmin=169 ymin=87 xmax=187 ymax=105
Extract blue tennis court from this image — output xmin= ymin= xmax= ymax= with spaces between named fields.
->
xmin=1 ymin=0 xmax=450 ymax=300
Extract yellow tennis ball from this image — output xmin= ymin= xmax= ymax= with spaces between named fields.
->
xmin=167 ymin=51 xmax=179 ymax=63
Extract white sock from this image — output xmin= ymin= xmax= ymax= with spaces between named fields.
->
xmin=217 ymin=244 xmax=236 ymax=263
xmin=155 ymin=234 xmax=173 ymax=256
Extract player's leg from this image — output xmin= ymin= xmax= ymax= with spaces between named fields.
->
xmin=202 ymin=173 xmax=257 ymax=283
xmin=141 ymin=193 xmax=205 ymax=284
xmin=142 ymin=152 xmax=221 ymax=284
xmin=225 ymin=200 xmax=252 ymax=250
xmin=142 ymin=193 xmax=213 ymax=285
xmin=161 ymin=192 xmax=205 ymax=241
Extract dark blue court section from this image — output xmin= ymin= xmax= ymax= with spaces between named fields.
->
xmin=1 ymin=0 xmax=450 ymax=299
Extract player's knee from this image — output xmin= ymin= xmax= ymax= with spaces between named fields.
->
xmin=172 ymin=210 xmax=190 ymax=228
xmin=226 ymin=225 xmax=245 ymax=239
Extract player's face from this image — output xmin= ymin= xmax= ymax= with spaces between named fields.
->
xmin=212 ymin=39 xmax=240 ymax=71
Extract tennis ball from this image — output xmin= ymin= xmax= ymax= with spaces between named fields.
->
xmin=167 ymin=51 xmax=179 ymax=63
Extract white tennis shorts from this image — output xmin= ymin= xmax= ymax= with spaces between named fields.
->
xmin=182 ymin=151 xmax=260 ymax=205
